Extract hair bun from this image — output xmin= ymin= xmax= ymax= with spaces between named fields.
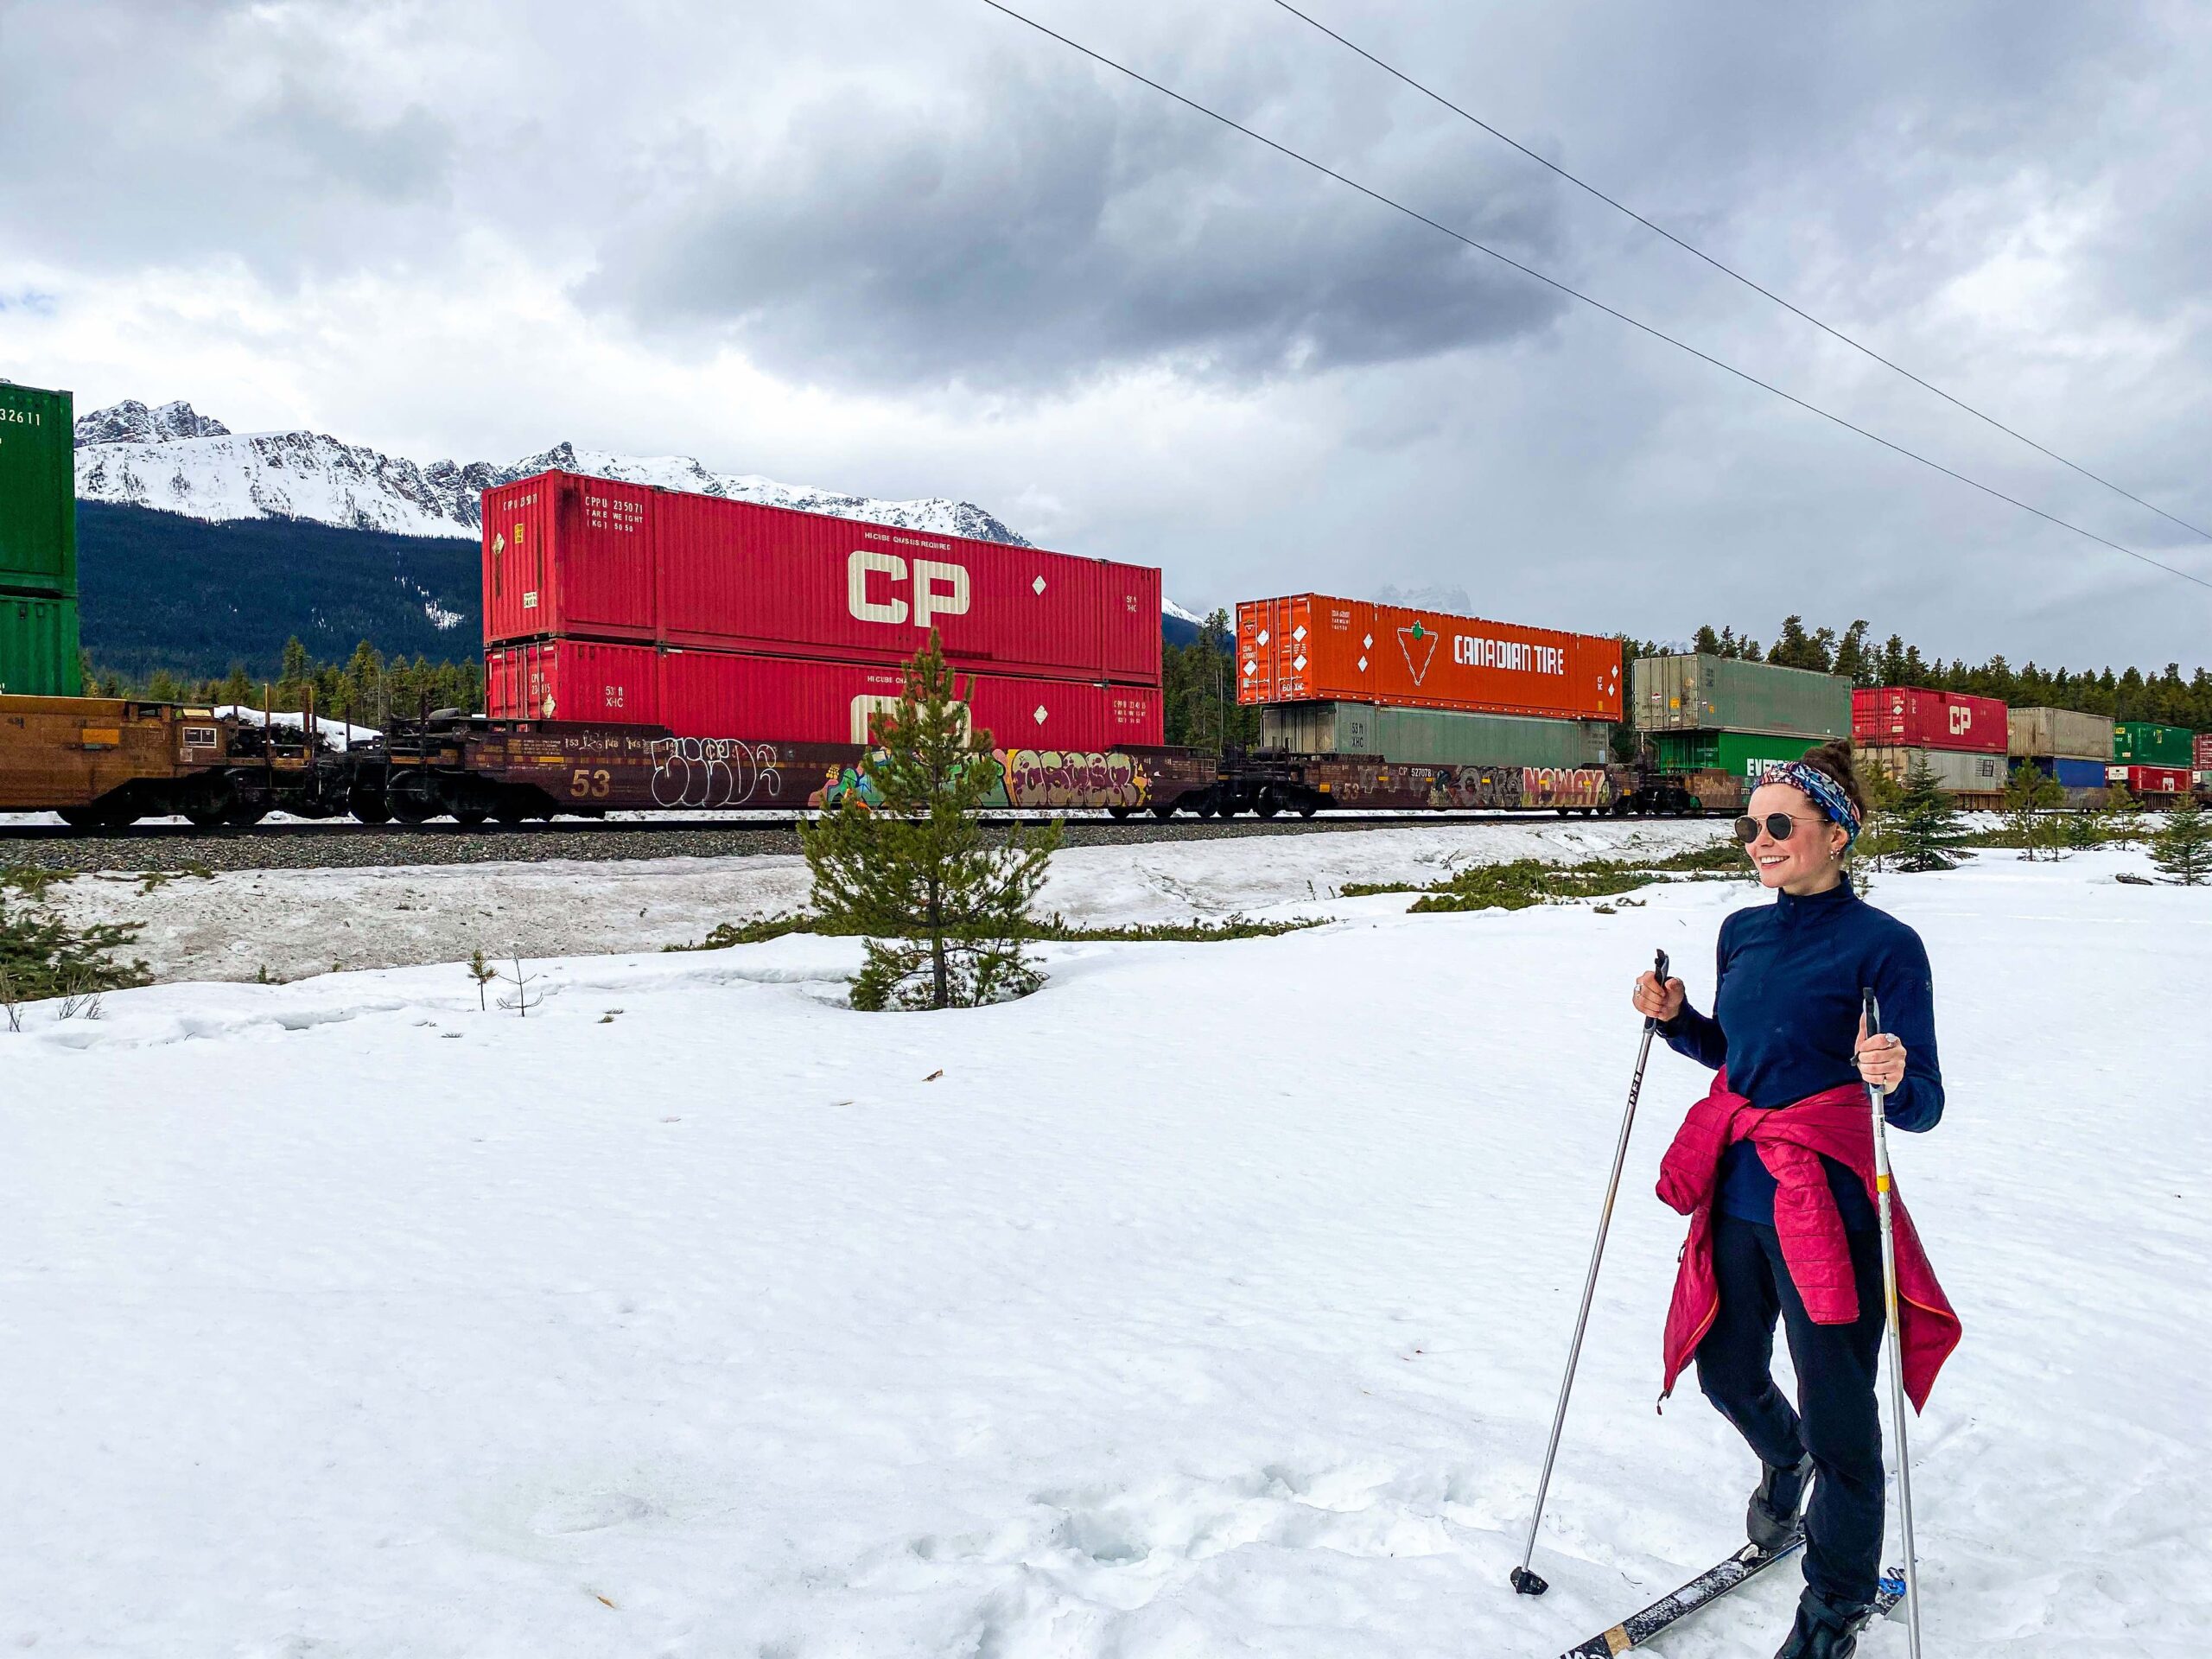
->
xmin=1795 ymin=737 xmax=1871 ymax=819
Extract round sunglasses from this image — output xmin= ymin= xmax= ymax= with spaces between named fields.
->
xmin=1733 ymin=811 xmax=1830 ymax=844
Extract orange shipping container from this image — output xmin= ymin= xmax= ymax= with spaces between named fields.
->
xmin=1236 ymin=594 xmax=1622 ymax=720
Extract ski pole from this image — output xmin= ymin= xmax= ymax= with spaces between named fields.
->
xmin=1511 ymin=947 xmax=1669 ymax=1598
xmin=1862 ymin=989 xmax=1924 ymax=1657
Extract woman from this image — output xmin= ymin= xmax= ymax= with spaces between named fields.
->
xmin=1630 ymin=740 xmax=1961 ymax=1659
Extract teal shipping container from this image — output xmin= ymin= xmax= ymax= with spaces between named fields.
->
xmin=0 ymin=589 xmax=84 ymax=696
xmin=1259 ymin=700 xmax=1607 ymax=767
xmin=0 ymin=380 xmax=75 ymax=595
xmin=1630 ymin=653 xmax=1849 ymax=739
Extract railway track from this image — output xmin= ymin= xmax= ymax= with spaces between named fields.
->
xmin=0 ymin=809 xmax=1694 ymax=875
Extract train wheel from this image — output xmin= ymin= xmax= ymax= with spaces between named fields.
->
xmin=1297 ymin=802 xmax=1318 ymax=819
xmin=349 ymin=785 xmax=391 ymax=825
xmin=1255 ymin=791 xmax=1281 ymax=819
xmin=1149 ymin=802 xmax=1176 ymax=821
xmin=1106 ymin=805 xmax=1134 ymax=821
xmin=386 ymin=772 xmax=435 ymax=824
xmin=453 ymin=807 xmax=490 ymax=829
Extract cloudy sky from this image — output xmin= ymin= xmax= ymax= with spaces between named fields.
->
xmin=3 ymin=0 xmax=2208 ymax=668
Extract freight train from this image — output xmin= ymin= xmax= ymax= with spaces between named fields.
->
xmin=2 ymin=452 xmax=2205 ymax=829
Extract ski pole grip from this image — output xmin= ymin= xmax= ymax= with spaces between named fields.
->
xmin=1862 ymin=987 xmax=1882 ymax=1038
xmin=1642 ymin=949 xmax=1671 ymax=1031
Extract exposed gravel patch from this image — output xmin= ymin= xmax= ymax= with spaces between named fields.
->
xmin=23 ymin=819 xmax=1729 ymax=987
xmin=0 ymin=812 xmax=1697 ymax=876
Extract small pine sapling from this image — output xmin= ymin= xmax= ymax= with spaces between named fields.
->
xmin=2002 ymin=761 xmax=2066 ymax=861
xmin=800 ymin=633 xmax=1062 ymax=1010
xmin=2100 ymin=781 xmax=2145 ymax=843
xmin=467 ymin=946 xmax=498 ymax=1010
xmin=1887 ymin=754 xmax=1973 ymax=873
xmin=2150 ymin=797 xmax=2212 ymax=886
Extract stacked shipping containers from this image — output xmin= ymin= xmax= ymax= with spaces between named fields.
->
xmin=1630 ymin=654 xmax=1851 ymax=782
xmin=2008 ymin=707 xmax=2114 ymax=798
xmin=480 ymin=470 xmax=1163 ymax=749
xmin=1236 ymin=594 xmax=1622 ymax=769
xmin=2110 ymin=721 xmax=2196 ymax=798
xmin=0 ymin=380 xmax=83 ymax=697
xmin=2197 ymin=732 xmax=2212 ymax=793
xmin=1852 ymin=686 xmax=2011 ymax=800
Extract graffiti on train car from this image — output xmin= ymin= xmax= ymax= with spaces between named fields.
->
xmin=646 ymin=736 xmax=785 ymax=808
xmin=810 ymin=747 xmax=1149 ymax=810
xmin=996 ymin=748 xmax=1147 ymax=810
xmin=1521 ymin=766 xmax=1611 ymax=809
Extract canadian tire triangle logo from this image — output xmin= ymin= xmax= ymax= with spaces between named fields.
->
xmin=1396 ymin=622 xmax=1439 ymax=686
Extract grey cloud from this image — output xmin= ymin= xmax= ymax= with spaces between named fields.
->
xmin=575 ymin=60 xmax=1572 ymax=390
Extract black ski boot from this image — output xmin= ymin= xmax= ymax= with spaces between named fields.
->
xmin=1772 ymin=1586 xmax=1872 ymax=1658
xmin=1748 ymin=1451 xmax=1815 ymax=1551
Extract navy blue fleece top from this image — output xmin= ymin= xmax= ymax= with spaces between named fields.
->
xmin=1659 ymin=878 xmax=1943 ymax=1230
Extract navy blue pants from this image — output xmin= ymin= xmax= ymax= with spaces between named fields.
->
xmin=1695 ymin=1212 xmax=1887 ymax=1606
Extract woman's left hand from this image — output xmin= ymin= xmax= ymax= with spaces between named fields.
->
xmin=1854 ymin=1014 xmax=1907 ymax=1091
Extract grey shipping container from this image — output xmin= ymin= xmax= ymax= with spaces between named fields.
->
xmin=1260 ymin=700 xmax=1608 ymax=768
xmin=1630 ymin=654 xmax=1850 ymax=739
xmin=2007 ymin=706 xmax=2114 ymax=760
xmin=1859 ymin=745 xmax=2009 ymax=795
xmin=0 ymin=380 xmax=75 ymax=594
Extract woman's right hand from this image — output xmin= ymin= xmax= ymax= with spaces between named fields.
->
xmin=1632 ymin=971 xmax=1685 ymax=1023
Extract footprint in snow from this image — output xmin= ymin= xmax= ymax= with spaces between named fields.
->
xmin=529 ymin=1491 xmax=654 ymax=1535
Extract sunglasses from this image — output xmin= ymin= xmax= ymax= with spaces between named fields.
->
xmin=1733 ymin=812 xmax=1831 ymax=844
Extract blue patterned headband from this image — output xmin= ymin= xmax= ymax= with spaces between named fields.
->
xmin=1771 ymin=760 xmax=1860 ymax=848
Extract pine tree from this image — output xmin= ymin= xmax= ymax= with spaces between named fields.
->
xmin=2100 ymin=780 xmax=2146 ymax=844
xmin=2002 ymin=760 xmax=2065 ymax=861
xmin=800 ymin=634 xmax=1064 ymax=1011
xmin=1887 ymin=755 xmax=1973 ymax=872
xmin=279 ymin=637 xmax=311 ymax=688
xmin=2150 ymin=798 xmax=2212 ymax=886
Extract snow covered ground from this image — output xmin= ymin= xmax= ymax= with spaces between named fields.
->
xmin=4 ymin=842 xmax=2208 ymax=1656
xmin=43 ymin=819 xmax=1719 ymax=984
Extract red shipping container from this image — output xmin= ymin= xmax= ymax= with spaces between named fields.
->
xmin=2195 ymin=733 xmax=2212 ymax=769
xmin=2107 ymin=764 xmax=2191 ymax=796
xmin=486 ymin=637 xmax=658 ymax=723
xmin=486 ymin=639 xmax=1162 ymax=750
xmin=480 ymin=475 xmax=658 ymax=644
xmin=1235 ymin=594 xmax=1621 ymax=720
xmin=480 ymin=470 xmax=1161 ymax=687
xmin=1851 ymin=687 xmax=2007 ymax=754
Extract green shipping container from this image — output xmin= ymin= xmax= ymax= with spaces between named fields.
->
xmin=0 ymin=589 xmax=83 ymax=696
xmin=1259 ymin=701 xmax=1608 ymax=767
xmin=2112 ymin=721 xmax=2193 ymax=766
xmin=1630 ymin=653 xmax=1850 ymax=739
xmin=1649 ymin=729 xmax=1819 ymax=779
xmin=0 ymin=381 xmax=75 ymax=595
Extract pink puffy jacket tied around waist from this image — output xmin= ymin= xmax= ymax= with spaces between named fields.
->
xmin=1656 ymin=1071 xmax=1961 ymax=1411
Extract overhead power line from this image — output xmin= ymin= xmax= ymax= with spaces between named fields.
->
xmin=982 ymin=0 xmax=2212 ymax=594
xmin=1269 ymin=0 xmax=2212 ymax=547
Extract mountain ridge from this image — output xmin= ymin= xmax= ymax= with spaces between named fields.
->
xmin=72 ymin=400 xmax=1033 ymax=547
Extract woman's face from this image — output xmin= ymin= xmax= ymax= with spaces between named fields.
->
xmin=1744 ymin=781 xmax=1848 ymax=892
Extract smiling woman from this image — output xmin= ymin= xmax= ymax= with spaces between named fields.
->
xmin=1631 ymin=737 xmax=1955 ymax=1657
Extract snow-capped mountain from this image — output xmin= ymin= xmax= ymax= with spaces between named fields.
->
xmin=73 ymin=398 xmax=232 ymax=446
xmin=73 ymin=403 xmax=1031 ymax=546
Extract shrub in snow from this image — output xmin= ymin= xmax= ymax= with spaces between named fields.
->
xmin=2003 ymin=761 xmax=2067 ymax=861
xmin=800 ymin=634 xmax=1060 ymax=1011
xmin=1886 ymin=755 xmax=1973 ymax=872
xmin=2151 ymin=799 xmax=2211 ymax=886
